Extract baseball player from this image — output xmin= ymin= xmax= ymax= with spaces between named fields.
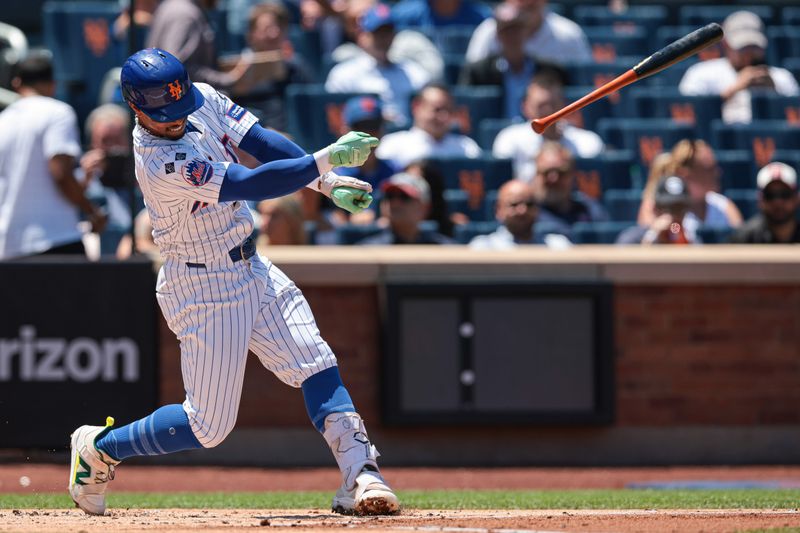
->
xmin=68 ymin=48 xmax=399 ymax=516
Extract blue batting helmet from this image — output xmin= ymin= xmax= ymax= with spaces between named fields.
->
xmin=120 ymin=48 xmax=204 ymax=122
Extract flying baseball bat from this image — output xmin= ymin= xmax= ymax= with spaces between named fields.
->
xmin=531 ymin=23 xmax=723 ymax=134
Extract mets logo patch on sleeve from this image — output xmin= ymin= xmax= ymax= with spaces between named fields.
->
xmin=226 ymin=104 xmax=246 ymax=122
xmin=183 ymin=159 xmax=214 ymax=186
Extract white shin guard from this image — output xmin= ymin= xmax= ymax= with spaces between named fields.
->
xmin=323 ymin=412 xmax=380 ymax=490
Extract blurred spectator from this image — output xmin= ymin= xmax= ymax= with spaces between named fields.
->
xmin=356 ymin=173 xmax=454 ymax=244
xmin=636 ymin=151 xmax=674 ymax=223
xmin=117 ymin=207 xmax=159 ymax=259
xmin=469 ymin=179 xmax=571 ymax=249
xmin=147 ymin=0 xmax=254 ymax=92
xmin=729 ymin=162 xmax=800 ymax=244
xmin=638 ymin=140 xmax=743 ymax=232
xmin=392 ymin=0 xmax=491 ymax=30
xmin=459 ymin=3 xmax=568 ymax=120
xmin=679 ymin=10 xmax=799 ymax=124
xmin=376 ymin=83 xmax=481 ymax=168
xmin=81 ymin=103 xmax=138 ymax=255
xmin=532 ymin=141 xmax=608 ymax=232
xmin=493 ymin=76 xmax=603 ymax=181
xmin=617 ymin=176 xmax=699 ymax=245
xmin=465 ymin=0 xmax=591 ymax=66
xmin=113 ymin=0 xmax=159 ymax=47
xmin=234 ymin=2 xmax=313 ymax=130
xmin=325 ymin=3 xmax=431 ymax=127
xmin=0 ymin=51 xmax=106 ymax=260
xmin=256 ymin=193 xmax=308 ymax=245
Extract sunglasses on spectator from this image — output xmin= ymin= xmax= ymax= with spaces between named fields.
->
xmin=763 ymin=189 xmax=795 ymax=201
xmin=538 ymin=166 xmax=571 ymax=176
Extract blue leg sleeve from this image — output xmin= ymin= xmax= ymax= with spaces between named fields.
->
xmin=95 ymin=404 xmax=202 ymax=461
xmin=301 ymin=366 xmax=356 ymax=432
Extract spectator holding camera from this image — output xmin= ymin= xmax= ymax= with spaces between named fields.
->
xmin=679 ymin=10 xmax=799 ymax=124
xmin=729 ymin=162 xmax=800 ymax=244
xmin=617 ymin=176 xmax=699 ymax=245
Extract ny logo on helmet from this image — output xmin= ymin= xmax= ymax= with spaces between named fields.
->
xmin=168 ymin=79 xmax=183 ymax=100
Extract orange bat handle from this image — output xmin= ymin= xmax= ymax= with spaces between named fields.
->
xmin=531 ymin=69 xmax=638 ymax=134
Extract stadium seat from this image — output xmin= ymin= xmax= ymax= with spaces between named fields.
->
xmin=433 ymin=25 xmax=477 ymax=56
xmin=444 ymin=189 xmax=491 ymax=222
xmin=288 ymin=25 xmax=323 ymax=81
xmin=697 ymin=225 xmax=734 ymax=244
xmin=574 ymin=150 xmax=640 ymax=199
xmin=630 ymin=87 xmax=722 ymax=141
xmin=43 ymin=2 xmax=127 ymax=125
xmin=454 ymin=221 xmax=499 ymax=244
xmin=572 ymin=221 xmax=633 ymax=244
xmin=450 ymin=86 xmax=504 ymax=139
xmin=442 ymin=53 xmax=464 ymax=86
xmin=770 ymin=150 xmax=800 ymax=175
xmin=724 ymin=189 xmax=760 ymax=220
xmin=603 ymin=189 xmax=642 ymax=222
xmin=477 ymin=118 xmax=515 ymax=151
xmin=563 ymin=86 xmax=615 ymax=131
xmin=597 ymin=118 xmax=695 ymax=167
xmin=783 ymin=58 xmax=800 ymax=91
xmin=583 ymin=26 xmax=649 ymax=63
xmin=678 ymin=5 xmax=775 ymax=28
xmin=427 ymin=155 xmax=512 ymax=214
xmin=285 ymin=85 xmax=378 ymax=149
xmin=767 ymin=27 xmax=800 ymax=67
xmin=750 ymin=92 xmax=800 ymax=123
xmin=783 ymin=7 xmax=800 ymax=26
xmin=572 ymin=5 xmax=669 ymax=35
xmin=716 ymin=150 xmax=756 ymax=190
xmin=711 ymin=120 xmax=800 ymax=169
xmin=335 ymin=224 xmax=383 ymax=245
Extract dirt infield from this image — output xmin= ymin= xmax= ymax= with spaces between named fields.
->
xmin=2 ymin=465 xmax=800 ymax=532
xmin=3 ymin=508 xmax=800 ymax=533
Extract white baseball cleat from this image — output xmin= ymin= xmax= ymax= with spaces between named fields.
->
xmin=68 ymin=416 xmax=119 ymax=516
xmin=332 ymin=466 xmax=400 ymax=516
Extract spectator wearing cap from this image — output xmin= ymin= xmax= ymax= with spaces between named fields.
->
xmin=679 ymin=10 xmax=799 ymax=124
xmin=392 ymin=0 xmax=491 ymax=30
xmin=729 ymin=162 xmax=800 ymax=244
xmin=492 ymin=74 xmax=603 ymax=181
xmin=617 ymin=176 xmax=700 ymax=245
xmin=465 ymin=0 xmax=591 ymax=66
xmin=469 ymin=179 xmax=571 ymax=250
xmin=233 ymin=2 xmax=314 ymax=131
xmin=376 ymin=83 xmax=482 ymax=168
xmin=335 ymin=96 xmax=400 ymax=225
xmin=532 ymin=141 xmax=608 ymax=235
xmin=325 ymin=3 xmax=431 ymax=128
xmin=356 ymin=173 xmax=454 ymax=244
xmin=459 ymin=3 xmax=568 ymax=121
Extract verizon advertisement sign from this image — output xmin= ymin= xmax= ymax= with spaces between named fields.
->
xmin=0 ymin=259 xmax=158 ymax=448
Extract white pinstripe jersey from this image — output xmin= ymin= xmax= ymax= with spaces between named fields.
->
xmin=133 ymin=83 xmax=259 ymax=263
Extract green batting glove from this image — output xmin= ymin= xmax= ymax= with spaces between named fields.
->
xmin=331 ymin=186 xmax=374 ymax=214
xmin=328 ymin=131 xmax=379 ymax=167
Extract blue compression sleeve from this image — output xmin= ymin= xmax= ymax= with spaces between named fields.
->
xmin=219 ymin=155 xmax=320 ymax=202
xmin=239 ymin=123 xmax=306 ymax=163
xmin=95 ymin=404 xmax=202 ymax=461
xmin=301 ymin=366 xmax=356 ymax=432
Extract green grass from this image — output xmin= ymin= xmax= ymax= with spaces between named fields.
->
xmin=1 ymin=489 xmax=800 ymax=510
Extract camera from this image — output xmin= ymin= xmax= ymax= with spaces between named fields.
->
xmin=101 ymin=148 xmax=135 ymax=188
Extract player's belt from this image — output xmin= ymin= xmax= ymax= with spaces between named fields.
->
xmin=186 ymin=235 xmax=256 ymax=268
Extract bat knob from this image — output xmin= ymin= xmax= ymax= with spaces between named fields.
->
xmin=531 ymin=119 xmax=548 ymax=134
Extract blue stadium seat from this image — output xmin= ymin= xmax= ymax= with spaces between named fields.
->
xmin=572 ymin=5 xmax=668 ymax=35
xmin=750 ymin=92 xmax=800 ymax=122
xmin=43 ymin=2 xmax=127 ymax=125
xmin=563 ymin=86 xmax=616 ymax=131
xmin=716 ymin=150 xmax=756 ymax=190
xmin=678 ymin=5 xmax=775 ymax=28
xmin=427 ymin=155 xmax=512 ymax=217
xmin=783 ymin=7 xmax=800 ymax=26
xmin=477 ymin=118 xmax=515 ymax=151
xmin=630 ymin=87 xmax=722 ymax=141
xmin=450 ymin=86 xmax=504 ymax=139
xmin=711 ymin=120 xmax=800 ymax=169
xmin=783 ymin=58 xmax=800 ymax=90
xmin=434 ymin=25 xmax=477 ymax=56
xmin=724 ymin=189 xmax=760 ymax=220
xmin=574 ymin=150 xmax=640 ymax=199
xmin=572 ymin=221 xmax=633 ymax=244
xmin=442 ymin=53 xmax=464 ymax=86
xmin=444 ymin=189 xmax=491 ymax=222
xmin=285 ymin=84 xmax=378 ymax=149
xmin=603 ymin=189 xmax=642 ymax=222
xmin=697 ymin=225 xmax=734 ymax=244
xmin=336 ymin=224 xmax=383 ymax=245
xmin=767 ymin=27 xmax=800 ymax=67
xmin=597 ymin=118 xmax=695 ymax=167
xmin=288 ymin=25 xmax=322 ymax=81
xmin=454 ymin=221 xmax=499 ymax=244
xmin=583 ymin=26 xmax=649 ymax=63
